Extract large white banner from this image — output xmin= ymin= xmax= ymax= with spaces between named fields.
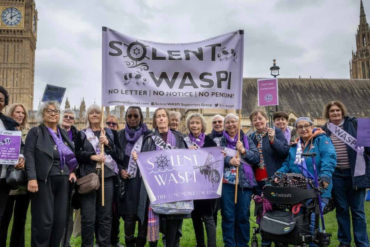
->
xmin=102 ymin=27 xmax=244 ymax=109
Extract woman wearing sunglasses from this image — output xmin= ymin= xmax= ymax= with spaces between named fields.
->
xmin=118 ymin=107 xmax=150 ymax=247
xmin=208 ymin=114 xmax=224 ymax=147
xmin=106 ymin=115 xmax=120 ymax=131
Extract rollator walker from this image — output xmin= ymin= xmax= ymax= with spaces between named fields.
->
xmin=251 ymin=152 xmax=332 ymax=247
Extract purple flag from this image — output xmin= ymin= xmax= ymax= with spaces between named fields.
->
xmin=257 ymin=78 xmax=279 ymax=106
xmin=357 ymin=118 xmax=370 ymax=147
xmin=0 ymin=130 xmax=22 ymax=165
xmin=137 ymin=147 xmax=224 ymax=204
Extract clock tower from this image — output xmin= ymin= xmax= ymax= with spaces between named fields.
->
xmin=0 ymin=0 xmax=37 ymax=111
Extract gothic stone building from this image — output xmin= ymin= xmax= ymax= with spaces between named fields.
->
xmin=0 ymin=0 xmax=37 ymax=112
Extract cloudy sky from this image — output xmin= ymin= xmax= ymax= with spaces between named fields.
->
xmin=34 ymin=0 xmax=367 ymax=109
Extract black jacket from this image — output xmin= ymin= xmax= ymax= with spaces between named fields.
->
xmin=69 ymin=125 xmax=79 ymax=144
xmin=0 ymin=113 xmax=18 ymax=131
xmin=75 ymin=127 xmax=120 ymax=178
xmin=117 ymin=127 xmax=152 ymax=216
xmin=24 ymin=124 xmax=75 ymax=181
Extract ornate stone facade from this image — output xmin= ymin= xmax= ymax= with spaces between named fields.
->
xmin=0 ymin=0 xmax=37 ymax=112
xmin=350 ymin=0 xmax=370 ymax=79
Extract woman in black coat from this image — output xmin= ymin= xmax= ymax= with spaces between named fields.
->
xmin=118 ymin=106 xmax=151 ymax=247
xmin=0 ymin=103 xmax=29 ymax=247
xmin=25 ymin=101 xmax=77 ymax=247
xmin=75 ymin=104 xmax=120 ymax=247
xmin=184 ymin=113 xmax=217 ymax=247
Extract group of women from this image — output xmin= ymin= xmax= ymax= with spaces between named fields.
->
xmin=0 ymin=84 xmax=369 ymax=247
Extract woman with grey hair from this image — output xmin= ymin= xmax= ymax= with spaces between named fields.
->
xmin=208 ymin=114 xmax=224 ymax=147
xmin=61 ymin=109 xmax=78 ymax=143
xmin=24 ymin=101 xmax=78 ymax=247
xmin=75 ymin=104 xmax=120 ymax=247
xmin=169 ymin=111 xmax=181 ymax=132
xmin=275 ymin=117 xmax=336 ymax=247
xmin=184 ymin=113 xmax=218 ymax=247
xmin=220 ymin=113 xmax=259 ymax=247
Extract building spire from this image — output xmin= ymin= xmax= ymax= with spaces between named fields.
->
xmin=360 ymin=0 xmax=368 ymax=26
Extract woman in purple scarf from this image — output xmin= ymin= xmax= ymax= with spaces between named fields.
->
xmin=24 ymin=101 xmax=78 ymax=247
xmin=220 ymin=113 xmax=259 ymax=247
xmin=117 ymin=106 xmax=150 ymax=247
xmin=185 ymin=113 xmax=217 ymax=247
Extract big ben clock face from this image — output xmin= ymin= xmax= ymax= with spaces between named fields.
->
xmin=1 ymin=7 xmax=22 ymax=26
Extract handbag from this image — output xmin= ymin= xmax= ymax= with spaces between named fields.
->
xmin=151 ymin=200 xmax=194 ymax=215
xmin=6 ymin=166 xmax=26 ymax=189
xmin=76 ymin=173 xmax=100 ymax=194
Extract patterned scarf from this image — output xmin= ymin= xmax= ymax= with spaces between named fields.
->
xmin=254 ymin=131 xmax=268 ymax=181
xmin=294 ymin=138 xmax=313 ymax=179
xmin=147 ymin=207 xmax=160 ymax=242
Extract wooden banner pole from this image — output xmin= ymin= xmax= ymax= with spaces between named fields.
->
xmin=234 ymin=109 xmax=242 ymax=204
xmin=100 ymin=106 xmax=105 ymax=207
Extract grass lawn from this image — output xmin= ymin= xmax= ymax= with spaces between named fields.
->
xmin=8 ymin=201 xmax=370 ymax=246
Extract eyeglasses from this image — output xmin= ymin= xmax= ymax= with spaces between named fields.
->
xmin=106 ymin=121 xmax=118 ymax=126
xmin=127 ymin=114 xmax=139 ymax=119
xmin=212 ymin=120 xmax=222 ymax=124
xmin=297 ymin=124 xmax=312 ymax=130
xmin=63 ymin=115 xmax=74 ymax=120
xmin=45 ymin=109 xmax=60 ymax=115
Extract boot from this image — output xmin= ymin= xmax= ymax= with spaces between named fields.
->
xmin=136 ymin=236 xmax=146 ymax=247
xmin=125 ymin=236 xmax=136 ymax=247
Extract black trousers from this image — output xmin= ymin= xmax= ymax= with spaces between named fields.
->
xmin=124 ymin=214 xmax=147 ymax=247
xmin=0 ymin=193 xmax=30 ymax=247
xmin=31 ymin=175 xmax=70 ymax=247
xmin=80 ymin=177 xmax=114 ymax=247
xmin=61 ymin=187 xmax=75 ymax=247
xmin=0 ymin=179 xmax=10 ymax=224
xmin=161 ymin=217 xmax=183 ymax=247
xmin=191 ymin=214 xmax=216 ymax=247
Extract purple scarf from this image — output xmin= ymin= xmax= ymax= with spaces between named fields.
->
xmin=125 ymin=124 xmax=148 ymax=156
xmin=223 ymin=130 xmax=255 ymax=185
xmin=189 ymin=132 xmax=205 ymax=147
xmin=223 ymin=131 xmax=249 ymax=150
xmin=47 ymin=127 xmax=78 ymax=171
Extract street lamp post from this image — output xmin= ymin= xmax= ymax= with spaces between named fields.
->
xmin=268 ymin=59 xmax=280 ymax=126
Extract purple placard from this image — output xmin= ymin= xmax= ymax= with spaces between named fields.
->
xmin=257 ymin=78 xmax=279 ymax=106
xmin=357 ymin=118 xmax=370 ymax=147
xmin=0 ymin=130 xmax=22 ymax=165
xmin=137 ymin=147 xmax=224 ymax=204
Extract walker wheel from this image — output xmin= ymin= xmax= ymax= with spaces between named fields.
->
xmin=251 ymin=240 xmax=258 ymax=247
